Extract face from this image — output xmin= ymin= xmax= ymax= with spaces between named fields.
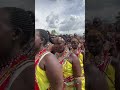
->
xmin=71 ymin=38 xmax=79 ymax=49
xmin=0 ymin=9 xmax=14 ymax=57
xmin=51 ymin=36 xmax=56 ymax=44
xmin=86 ymin=33 xmax=104 ymax=56
xmin=54 ymin=37 xmax=66 ymax=53
xmin=35 ymin=31 xmax=42 ymax=49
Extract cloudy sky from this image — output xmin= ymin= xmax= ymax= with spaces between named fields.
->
xmin=35 ymin=0 xmax=85 ymax=35
xmin=86 ymin=0 xmax=120 ymax=22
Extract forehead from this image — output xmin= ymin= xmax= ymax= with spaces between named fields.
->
xmin=56 ymin=37 xmax=65 ymax=42
xmin=35 ymin=31 xmax=40 ymax=37
xmin=71 ymin=38 xmax=78 ymax=42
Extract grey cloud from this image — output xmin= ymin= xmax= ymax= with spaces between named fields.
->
xmin=62 ymin=0 xmax=84 ymax=16
xmin=36 ymin=0 xmax=85 ymax=35
xmin=59 ymin=15 xmax=82 ymax=32
xmin=46 ymin=13 xmax=59 ymax=28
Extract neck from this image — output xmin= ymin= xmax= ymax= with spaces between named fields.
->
xmin=57 ymin=48 xmax=69 ymax=58
xmin=40 ymin=46 xmax=45 ymax=51
xmin=93 ymin=51 xmax=105 ymax=66
xmin=72 ymin=47 xmax=78 ymax=50
xmin=35 ymin=45 xmax=45 ymax=54
xmin=59 ymin=48 xmax=66 ymax=54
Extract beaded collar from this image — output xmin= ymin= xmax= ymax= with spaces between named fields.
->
xmin=55 ymin=48 xmax=70 ymax=65
xmin=88 ymin=51 xmax=110 ymax=71
xmin=0 ymin=53 xmax=28 ymax=89
xmin=35 ymin=48 xmax=47 ymax=65
xmin=0 ymin=40 xmax=35 ymax=89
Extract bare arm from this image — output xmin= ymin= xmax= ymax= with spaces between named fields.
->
xmin=85 ymin=64 xmax=108 ymax=90
xmin=45 ymin=53 xmax=63 ymax=90
xmin=115 ymin=62 xmax=120 ymax=90
xmin=10 ymin=64 xmax=34 ymax=90
xmin=69 ymin=53 xmax=82 ymax=90
xmin=111 ymin=56 xmax=120 ymax=90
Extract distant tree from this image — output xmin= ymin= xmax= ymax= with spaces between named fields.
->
xmin=51 ymin=30 xmax=57 ymax=35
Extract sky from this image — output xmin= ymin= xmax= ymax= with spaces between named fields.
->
xmin=86 ymin=0 xmax=120 ymax=22
xmin=35 ymin=0 xmax=85 ymax=35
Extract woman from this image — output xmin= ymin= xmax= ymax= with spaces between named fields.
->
xmin=112 ymin=32 xmax=120 ymax=90
xmin=35 ymin=29 xmax=63 ymax=90
xmin=0 ymin=7 xmax=35 ymax=90
xmin=54 ymin=36 xmax=82 ymax=90
xmin=86 ymin=29 xmax=115 ymax=90
xmin=71 ymin=37 xmax=85 ymax=90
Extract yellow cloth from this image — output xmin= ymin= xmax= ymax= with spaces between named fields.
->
xmin=105 ymin=64 xmax=115 ymax=90
xmin=63 ymin=60 xmax=73 ymax=78
xmin=62 ymin=60 xmax=75 ymax=90
xmin=78 ymin=53 xmax=85 ymax=90
xmin=78 ymin=53 xmax=84 ymax=75
xmin=88 ymin=54 xmax=115 ymax=90
xmin=63 ymin=57 xmax=85 ymax=90
xmin=36 ymin=65 xmax=50 ymax=90
xmin=87 ymin=52 xmax=115 ymax=90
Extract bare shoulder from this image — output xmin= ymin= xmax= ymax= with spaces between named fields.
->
xmin=44 ymin=52 xmax=58 ymax=62
xmin=69 ymin=53 xmax=79 ymax=63
xmin=85 ymin=64 xmax=108 ymax=90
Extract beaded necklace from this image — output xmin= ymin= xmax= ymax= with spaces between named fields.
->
xmin=0 ymin=52 xmax=28 ymax=89
xmin=35 ymin=48 xmax=47 ymax=65
xmin=35 ymin=48 xmax=47 ymax=90
xmin=89 ymin=51 xmax=110 ymax=72
xmin=0 ymin=40 xmax=35 ymax=90
xmin=55 ymin=48 xmax=70 ymax=65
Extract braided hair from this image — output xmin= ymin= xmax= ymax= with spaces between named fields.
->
xmin=2 ymin=7 xmax=35 ymax=46
xmin=36 ymin=29 xmax=49 ymax=46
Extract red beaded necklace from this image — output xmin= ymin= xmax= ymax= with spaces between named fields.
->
xmin=55 ymin=48 xmax=70 ymax=65
xmin=35 ymin=48 xmax=47 ymax=90
xmin=35 ymin=48 xmax=47 ymax=65
xmin=0 ymin=53 xmax=28 ymax=90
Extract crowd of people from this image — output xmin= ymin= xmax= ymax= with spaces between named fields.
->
xmin=85 ymin=17 xmax=120 ymax=90
xmin=35 ymin=29 xmax=85 ymax=90
xmin=0 ymin=6 xmax=120 ymax=90
xmin=35 ymin=16 xmax=120 ymax=90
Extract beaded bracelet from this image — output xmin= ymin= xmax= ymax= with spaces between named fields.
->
xmin=74 ymin=77 xmax=81 ymax=85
